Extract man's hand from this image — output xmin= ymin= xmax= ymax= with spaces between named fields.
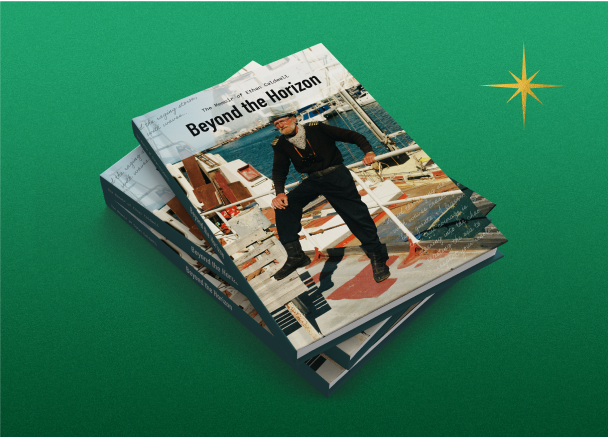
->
xmin=362 ymin=152 xmax=376 ymax=166
xmin=271 ymin=193 xmax=289 ymax=210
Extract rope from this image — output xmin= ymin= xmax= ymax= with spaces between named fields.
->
xmin=332 ymin=104 xmax=388 ymax=158
xmin=339 ymin=141 xmax=358 ymax=161
xmin=363 ymin=103 xmax=394 ymax=134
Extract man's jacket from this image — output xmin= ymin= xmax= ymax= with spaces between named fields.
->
xmin=271 ymin=122 xmax=373 ymax=194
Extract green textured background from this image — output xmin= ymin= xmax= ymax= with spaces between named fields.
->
xmin=2 ymin=2 xmax=607 ymax=435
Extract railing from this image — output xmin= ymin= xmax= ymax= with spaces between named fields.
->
xmin=201 ymin=145 xmax=421 ymax=217
xmin=198 ymin=145 xmax=462 ymax=247
xmin=301 ymin=191 xmax=463 ymax=221
xmin=347 ymin=170 xmax=420 ymax=244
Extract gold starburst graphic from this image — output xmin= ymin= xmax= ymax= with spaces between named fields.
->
xmin=483 ymin=44 xmax=562 ymax=127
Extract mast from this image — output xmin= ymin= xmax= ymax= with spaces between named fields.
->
xmin=303 ymin=48 xmax=400 ymax=153
xmin=338 ymin=89 xmax=400 ymax=152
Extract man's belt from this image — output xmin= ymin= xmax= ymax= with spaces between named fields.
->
xmin=307 ymin=164 xmax=343 ymax=179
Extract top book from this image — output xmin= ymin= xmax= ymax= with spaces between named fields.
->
xmin=131 ymin=44 xmax=507 ymax=365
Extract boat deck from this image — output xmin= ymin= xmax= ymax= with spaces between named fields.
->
xmin=259 ymin=178 xmax=465 ymax=248
xmin=248 ymin=176 xmax=504 ymax=350
xmin=286 ymin=243 xmax=495 ymax=348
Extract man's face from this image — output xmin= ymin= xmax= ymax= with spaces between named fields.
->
xmin=273 ymin=116 xmax=297 ymax=135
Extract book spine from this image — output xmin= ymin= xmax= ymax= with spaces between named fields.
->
xmin=100 ymin=176 xmax=238 ymax=287
xmin=104 ymin=197 xmax=280 ymax=349
xmin=131 ymin=123 xmax=296 ymax=360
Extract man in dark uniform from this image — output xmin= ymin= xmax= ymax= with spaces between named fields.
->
xmin=269 ymin=113 xmax=390 ymax=283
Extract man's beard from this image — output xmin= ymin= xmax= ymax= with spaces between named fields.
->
xmin=281 ymin=124 xmax=297 ymax=136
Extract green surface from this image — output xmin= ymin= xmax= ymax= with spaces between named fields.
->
xmin=2 ymin=2 xmax=607 ymax=435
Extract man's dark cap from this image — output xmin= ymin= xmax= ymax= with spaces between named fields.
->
xmin=269 ymin=112 xmax=297 ymax=123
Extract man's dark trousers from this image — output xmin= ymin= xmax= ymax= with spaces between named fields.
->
xmin=275 ymin=165 xmax=383 ymax=253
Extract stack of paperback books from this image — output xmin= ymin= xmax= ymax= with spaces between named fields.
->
xmin=101 ymin=44 xmax=507 ymax=397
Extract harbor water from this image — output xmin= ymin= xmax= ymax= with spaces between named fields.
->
xmin=214 ymin=102 xmax=415 ymax=187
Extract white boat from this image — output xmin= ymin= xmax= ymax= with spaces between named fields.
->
xmin=336 ymin=91 xmax=376 ymax=113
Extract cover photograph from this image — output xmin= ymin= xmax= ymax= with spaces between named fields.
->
xmin=130 ymin=44 xmax=507 ymax=364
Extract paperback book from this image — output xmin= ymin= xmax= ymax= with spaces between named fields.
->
xmin=128 ymin=44 xmax=507 ymax=365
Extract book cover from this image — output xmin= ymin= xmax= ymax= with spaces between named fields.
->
xmin=131 ymin=44 xmax=507 ymax=365
xmin=101 ymin=58 xmax=498 ymax=365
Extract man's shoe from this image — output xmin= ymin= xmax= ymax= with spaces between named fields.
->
xmin=368 ymin=252 xmax=391 ymax=283
xmin=274 ymin=241 xmax=311 ymax=281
